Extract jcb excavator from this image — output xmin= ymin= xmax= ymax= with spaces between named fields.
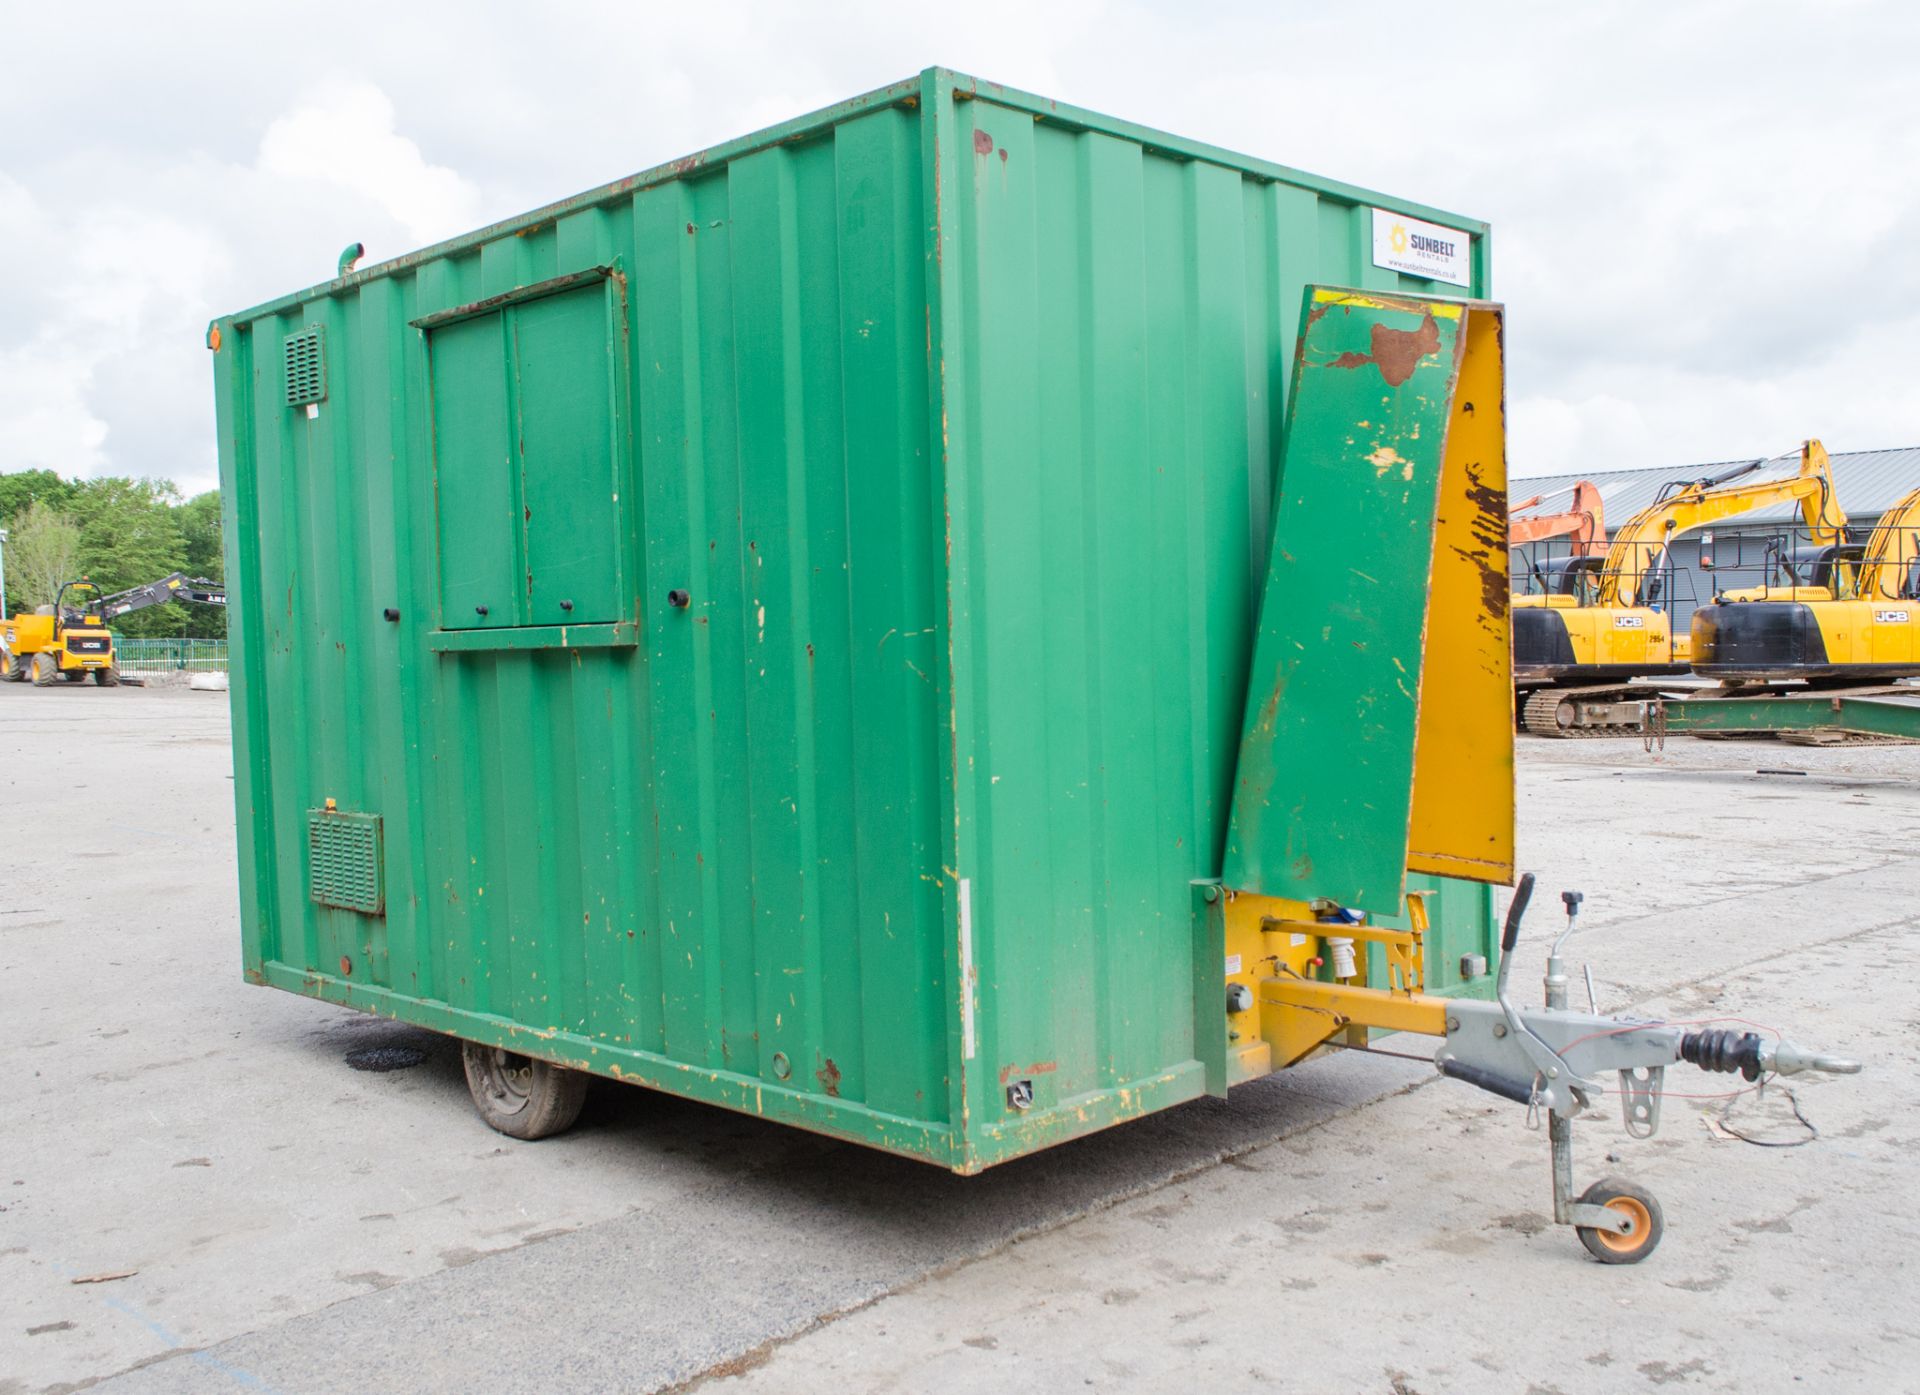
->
xmin=1509 ymin=479 xmax=1607 ymax=554
xmin=1514 ymin=440 xmax=1848 ymax=736
xmin=0 ymin=572 xmax=226 ymax=687
xmin=1690 ymin=481 xmax=1920 ymax=687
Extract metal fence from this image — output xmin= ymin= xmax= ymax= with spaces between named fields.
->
xmin=111 ymin=637 xmax=229 ymax=675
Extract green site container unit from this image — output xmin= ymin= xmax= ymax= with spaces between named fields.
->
xmin=211 ymin=68 xmax=1497 ymax=1171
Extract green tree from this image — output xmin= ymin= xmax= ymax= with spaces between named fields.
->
xmin=0 ymin=469 xmax=79 ymax=526
xmin=69 ymin=477 xmax=189 ymax=637
xmin=3 ymin=499 xmax=83 ymax=616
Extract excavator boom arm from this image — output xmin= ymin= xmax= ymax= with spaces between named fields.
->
xmin=1857 ymin=485 xmax=1920 ymax=602
xmin=1509 ymin=480 xmax=1607 ymax=555
xmin=96 ymin=572 xmax=227 ymax=621
xmin=1598 ymin=441 xmax=1847 ymax=607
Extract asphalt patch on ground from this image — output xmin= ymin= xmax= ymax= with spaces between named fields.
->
xmin=343 ymin=1045 xmax=428 ymax=1073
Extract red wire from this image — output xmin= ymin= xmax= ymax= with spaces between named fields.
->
xmin=1634 ymin=1082 xmax=1773 ymax=1102
xmin=1536 ymin=1014 xmax=1788 ymax=1101
xmin=1557 ymin=1012 xmax=1783 ymax=1053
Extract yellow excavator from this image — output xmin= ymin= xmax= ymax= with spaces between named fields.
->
xmin=1514 ymin=440 xmax=1849 ymax=736
xmin=1690 ymin=481 xmax=1920 ymax=687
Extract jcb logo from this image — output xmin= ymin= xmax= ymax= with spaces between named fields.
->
xmin=1875 ymin=609 xmax=1910 ymax=624
xmin=1613 ymin=615 xmax=1646 ymax=629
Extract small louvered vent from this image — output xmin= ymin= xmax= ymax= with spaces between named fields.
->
xmin=308 ymin=808 xmax=384 ymax=915
xmin=284 ymin=326 xmax=327 ymax=407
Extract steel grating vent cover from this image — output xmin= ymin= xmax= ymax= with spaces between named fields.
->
xmin=284 ymin=326 xmax=327 ymax=407
xmin=308 ymin=808 xmax=384 ymax=915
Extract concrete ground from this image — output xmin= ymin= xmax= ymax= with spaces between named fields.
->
xmin=3 ymin=685 xmax=1916 ymax=1395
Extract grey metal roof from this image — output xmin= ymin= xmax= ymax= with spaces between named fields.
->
xmin=1514 ymin=446 xmax=1920 ymax=525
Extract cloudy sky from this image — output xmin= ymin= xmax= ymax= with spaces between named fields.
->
xmin=3 ymin=1 xmax=1914 ymax=495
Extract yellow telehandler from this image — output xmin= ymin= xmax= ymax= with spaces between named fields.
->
xmin=0 ymin=573 xmax=226 ymax=687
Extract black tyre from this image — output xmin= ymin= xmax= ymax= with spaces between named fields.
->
xmin=460 ymin=1040 xmax=590 ymax=1140
xmin=30 ymin=653 xmax=58 ymax=687
xmin=94 ymin=666 xmax=120 ymax=687
xmin=0 ymin=652 xmax=21 ymax=683
xmin=1575 ymin=1178 xmax=1664 ymax=1264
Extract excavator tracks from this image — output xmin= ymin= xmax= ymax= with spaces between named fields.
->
xmin=1776 ymin=729 xmax=1909 ymax=747
xmin=1521 ymin=686 xmax=1649 ymax=738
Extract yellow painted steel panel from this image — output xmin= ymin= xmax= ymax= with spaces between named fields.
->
xmin=1409 ymin=306 xmax=1515 ymax=885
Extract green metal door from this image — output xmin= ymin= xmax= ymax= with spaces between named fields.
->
xmin=430 ymin=314 xmax=519 ymax=629
xmin=428 ymin=278 xmax=627 ymax=631
xmin=515 ymin=283 xmax=623 ymax=626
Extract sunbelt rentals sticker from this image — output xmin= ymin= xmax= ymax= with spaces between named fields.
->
xmin=1371 ymin=210 xmax=1473 ymax=287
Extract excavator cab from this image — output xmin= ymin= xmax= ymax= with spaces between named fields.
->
xmin=1524 ymin=554 xmax=1605 ymax=603
xmin=1636 ymin=553 xmax=1668 ymax=609
xmin=1707 ymin=534 xmax=1867 ymax=604
xmin=1778 ymin=542 xmax=1866 ymax=595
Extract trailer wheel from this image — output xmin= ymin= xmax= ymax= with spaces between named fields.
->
xmin=460 ymin=1040 xmax=589 ymax=1140
xmin=1575 ymin=1179 xmax=1664 ymax=1264
xmin=30 ymin=654 xmax=58 ymax=687
xmin=94 ymin=666 xmax=120 ymax=687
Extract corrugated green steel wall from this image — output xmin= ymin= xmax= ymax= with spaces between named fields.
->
xmin=214 ymin=69 xmax=1492 ymax=1170
xmin=930 ymin=82 xmax=1491 ymax=1160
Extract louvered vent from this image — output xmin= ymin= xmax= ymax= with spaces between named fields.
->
xmin=308 ymin=808 xmax=384 ymax=915
xmin=284 ymin=326 xmax=327 ymax=407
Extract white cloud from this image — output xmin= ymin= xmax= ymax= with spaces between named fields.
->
xmin=0 ymin=174 xmax=110 ymax=475
xmin=0 ymin=343 xmax=110 ymax=476
xmin=257 ymin=82 xmax=481 ymax=247
xmin=1 ymin=1 xmax=1916 ymax=499
xmin=1510 ymin=307 xmax=1920 ymax=477
xmin=0 ymin=76 xmax=481 ymax=493
xmin=0 ymin=170 xmax=238 ymax=484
